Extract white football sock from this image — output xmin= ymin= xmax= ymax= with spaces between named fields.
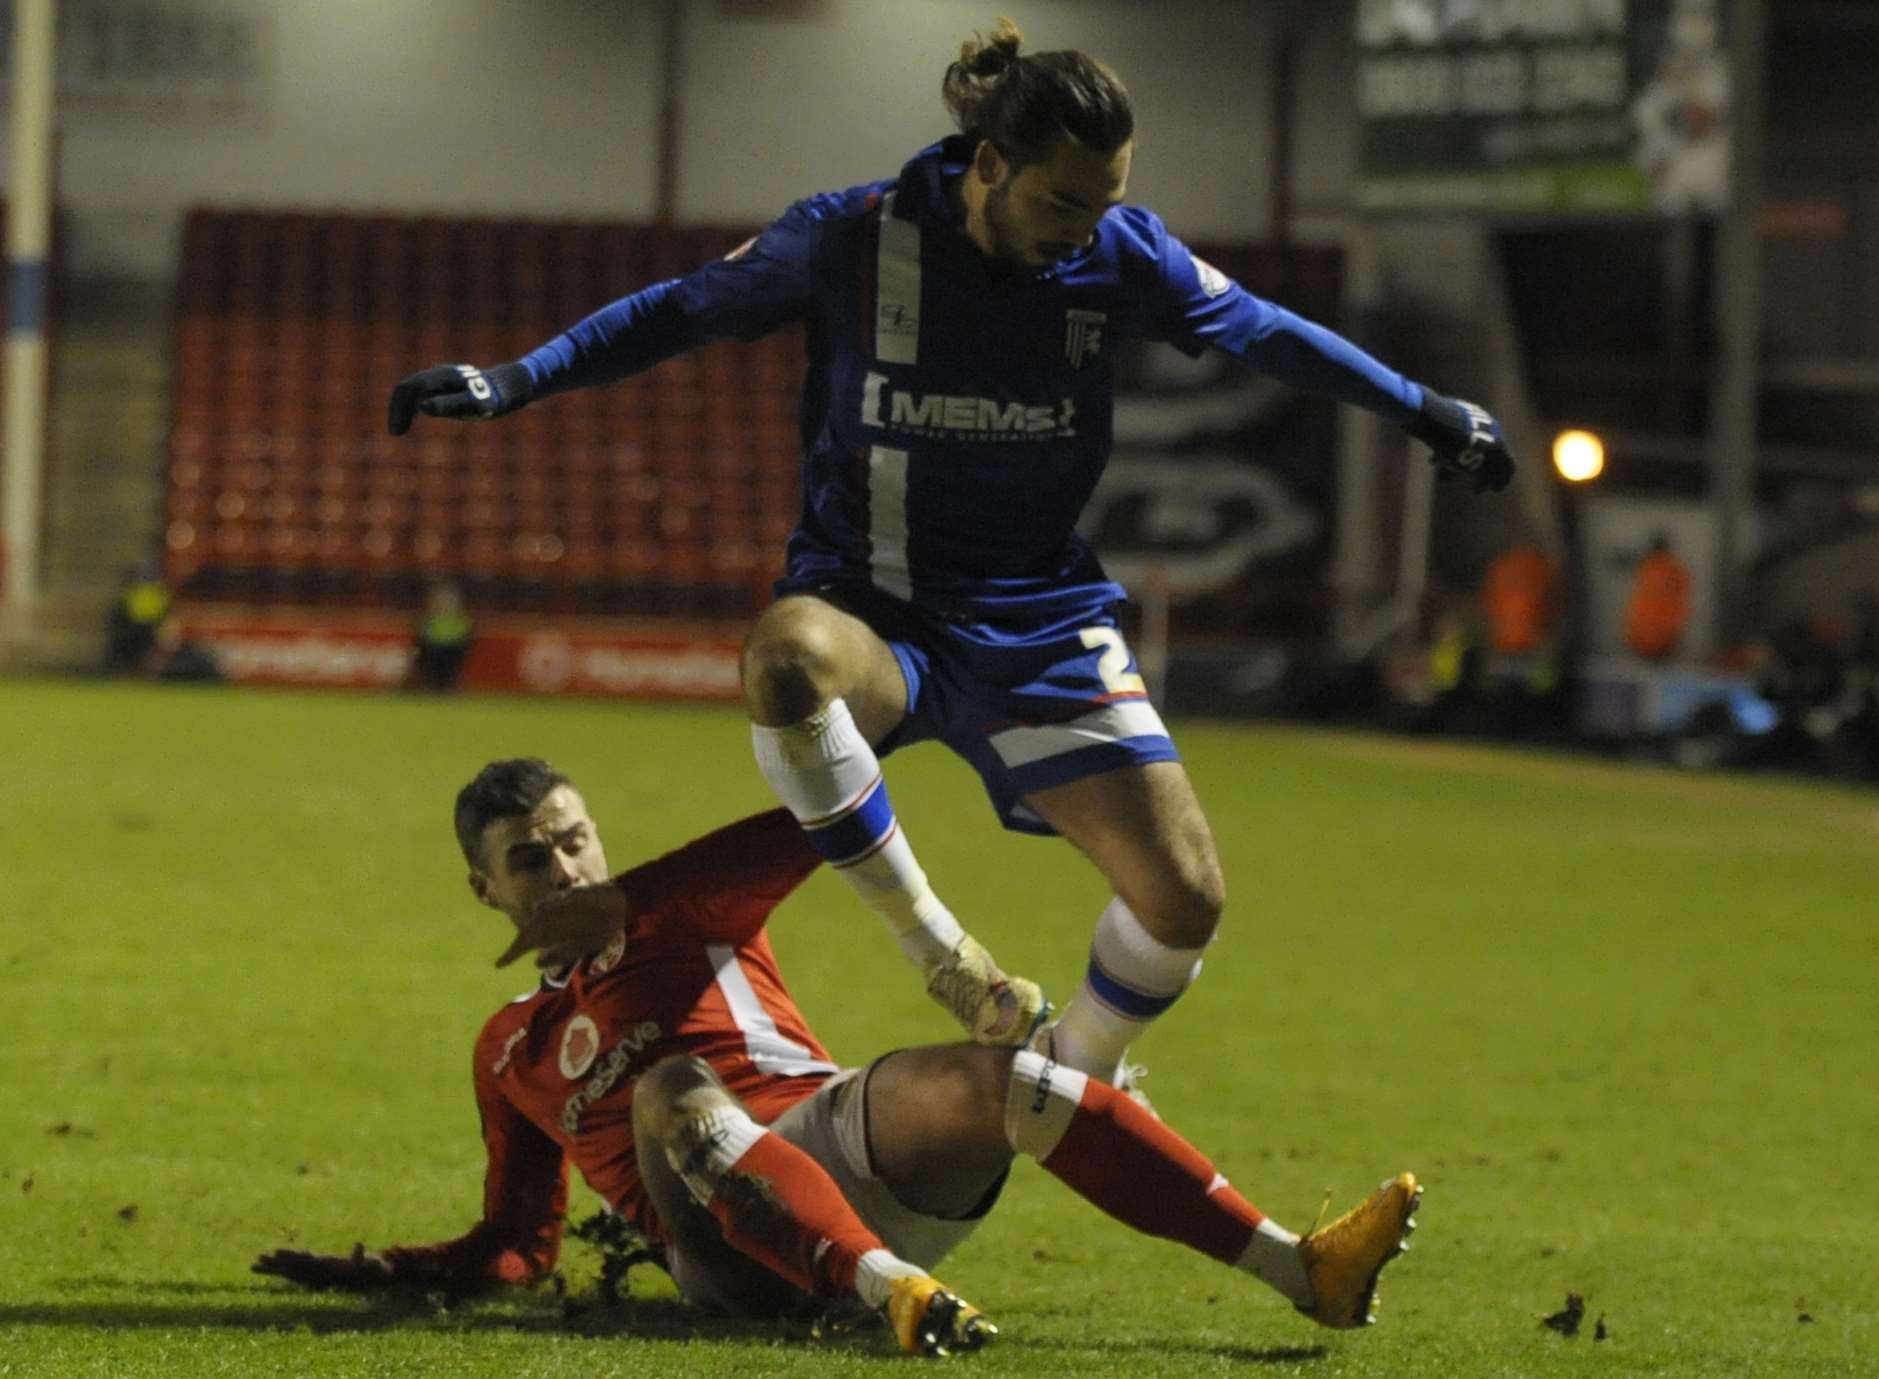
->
xmin=1003 ymin=1048 xmax=1089 ymax=1159
xmin=852 ymin=1248 xmax=927 ymax=1309
xmin=751 ymin=699 xmax=963 ymax=970
xmin=1236 ymin=1219 xmax=1311 ymax=1306
xmin=1047 ymin=897 xmax=1206 ymax=1081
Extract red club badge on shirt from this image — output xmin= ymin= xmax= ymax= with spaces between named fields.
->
xmin=559 ymin=1015 xmax=600 ymax=1080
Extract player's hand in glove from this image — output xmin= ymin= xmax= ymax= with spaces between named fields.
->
xmin=1406 ymin=389 xmax=1515 ymax=493
xmin=253 ymin=1242 xmax=395 ymax=1291
xmin=495 ymin=882 xmax=631 ymax=971
xmin=387 ymin=361 xmax=534 ymax=435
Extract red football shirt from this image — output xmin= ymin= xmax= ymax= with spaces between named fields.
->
xmin=381 ymin=809 xmax=836 ymax=1286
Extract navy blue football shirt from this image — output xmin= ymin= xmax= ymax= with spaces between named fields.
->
xmin=520 ymin=137 xmax=1424 ymax=622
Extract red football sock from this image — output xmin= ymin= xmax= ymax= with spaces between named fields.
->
xmin=704 ymin=1130 xmax=887 ymax=1298
xmin=1042 ymin=1077 xmax=1265 ymax=1263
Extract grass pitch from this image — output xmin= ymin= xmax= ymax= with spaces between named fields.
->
xmin=2 ymin=676 xmax=1874 ymax=1378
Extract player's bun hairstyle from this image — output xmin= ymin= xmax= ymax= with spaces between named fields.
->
xmin=943 ymin=17 xmax=1134 ymax=171
xmin=455 ymin=757 xmax=572 ymax=869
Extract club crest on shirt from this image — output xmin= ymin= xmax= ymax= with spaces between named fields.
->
xmin=1065 ymin=309 xmax=1106 ymax=367
xmin=588 ymin=928 xmax=627 ymax=975
xmin=1193 ymin=257 xmax=1230 ymax=298
xmin=559 ymin=1014 xmax=600 ymax=1079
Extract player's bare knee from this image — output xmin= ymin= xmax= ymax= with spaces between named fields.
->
xmin=873 ymin=1046 xmax=1010 ymax=1148
xmin=926 ymin=1048 xmax=1013 ymax=1145
xmin=930 ymin=1045 xmax=1012 ymax=1126
xmin=632 ymin=1056 xmax=730 ymax=1142
xmin=741 ymin=604 xmax=846 ymax=724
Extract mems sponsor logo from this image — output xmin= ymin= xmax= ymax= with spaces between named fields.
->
xmin=861 ymin=371 xmax=1076 ymax=440
xmin=560 ymin=1021 xmax=662 ymax=1134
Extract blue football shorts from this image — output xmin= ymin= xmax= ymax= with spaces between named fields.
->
xmin=854 ymin=591 xmax=1182 ymax=836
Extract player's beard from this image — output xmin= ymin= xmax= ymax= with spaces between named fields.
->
xmin=982 ymin=179 xmax=1033 ymax=267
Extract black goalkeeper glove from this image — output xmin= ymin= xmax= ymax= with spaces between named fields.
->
xmin=1406 ymin=390 xmax=1515 ymax=493
xmin=387 ymin=361 xmax=534 ymax=436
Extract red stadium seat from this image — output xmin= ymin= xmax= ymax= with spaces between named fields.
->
xmin=173 ymin=205 xmax=1230 ymax=613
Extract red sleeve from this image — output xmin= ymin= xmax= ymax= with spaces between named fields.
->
xmin=379 ymin=1033 xmax=569 ymax=1289
xmin=617 ymin=809 xmax=821 ymax=946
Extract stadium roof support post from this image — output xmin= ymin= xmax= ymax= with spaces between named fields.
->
xmin=1269 ymin=6 xmax=1297 ymax=248
xmin=654 ymin=0 xmax=684 ymax=228
xmin=1476 ymin=223 xmax=1564 ymax=565
xmin=1706 ymin=0 xmax=1768 ymax=647
xmin=1 ymin=0 xmax=54 ymax=655
xmin=1332 ymin=227 xmax=1385 ymax=661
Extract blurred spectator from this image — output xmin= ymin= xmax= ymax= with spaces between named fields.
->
xmin=1399 ymin=594 xmax=1484 ymax=736
xmin=149 ymin=614 xmax=223 ymax=684
xmin=103 ymin=562 xmax=172 ymax=674
xmin=412 ymin=580 xmax=475 ymax=692
xmin=1481 ymin=543 xmax=1558 ymax=656
xmin=1480 ymin=543 xmax=1564 ymax=737
xmin=1623 ymin=533 xmax=1691 ymax=660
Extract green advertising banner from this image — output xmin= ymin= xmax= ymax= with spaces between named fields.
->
xmin=1356 ymin=0 xmax=1730 ymax=214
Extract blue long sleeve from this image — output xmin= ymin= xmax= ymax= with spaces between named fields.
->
xmin=521 ymin=279 xmax=694 ymax=397
xmin=518 ymin=198 xmax=828 ymax=398
xmin=1233 ymin=301 xmax=1425 ymax=423
xmin=1146 ymin=217 xmax=1424 ymax=424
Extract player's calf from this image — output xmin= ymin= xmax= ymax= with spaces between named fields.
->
xmin=1040 ymin=895 xmax=1208 ymax=1082
xmin=665 ymin=1098 xmax=996 ymax=1354
xmin=660 ymin=1097 xmax=917 ymax=1309
xmin=1020 ymin=763 xmax=1224 ymax=1077
xmin=1000 ymin=1049 xmax=1420 ymax=1326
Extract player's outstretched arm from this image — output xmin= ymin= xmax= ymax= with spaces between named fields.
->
xmin=1147 ymin=221 xmax=1515 ymax=494
xmin=252 ymin=1242 xmax=395 ymax=1291
xmin=387 ymin=199 xmax=824 ymax=439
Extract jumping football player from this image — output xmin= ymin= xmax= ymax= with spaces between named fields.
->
xmin=386 ymin=22 xmax=1516 ymax=1082
xmin=253 ymin=758 xmax=1421 ymax=1354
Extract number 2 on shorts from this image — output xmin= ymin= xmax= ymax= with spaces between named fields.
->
xmin=1079 ymin=627 xmax=1147 ymax=697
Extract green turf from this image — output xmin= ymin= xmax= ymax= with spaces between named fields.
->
xmin=2 ymin=677 xmax=1874 ymax=1377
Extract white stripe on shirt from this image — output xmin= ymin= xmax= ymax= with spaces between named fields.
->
xmin=874 ymin=191 xmax=921 ymax=366
xmin=867 ymin=445 xmax=914 ymax=599
xmin=708 ymin=944 xmax=838 ymax=1079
